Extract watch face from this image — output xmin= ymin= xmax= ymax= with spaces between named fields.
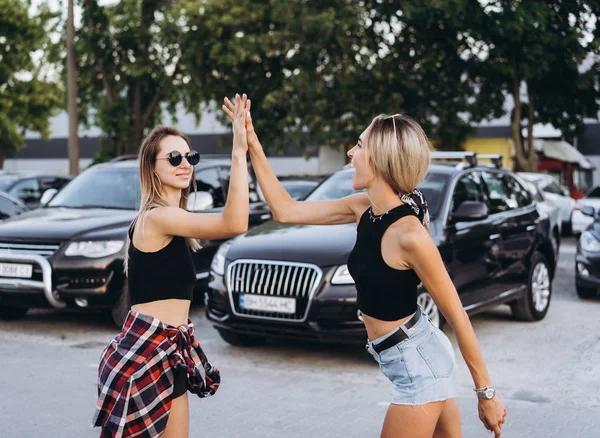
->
xmin=484 ymin=389 xmax=494 ymax=399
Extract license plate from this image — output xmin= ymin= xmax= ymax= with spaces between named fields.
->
xmin=0 ymin=263 xmax=33 ymax=278
xmin=239 ymin=294 xmax=296 ymax=314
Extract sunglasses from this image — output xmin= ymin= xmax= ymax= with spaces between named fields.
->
xmin=157 ymin=150 xmax=200 ymax=167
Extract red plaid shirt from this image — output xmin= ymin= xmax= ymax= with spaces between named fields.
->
xmin=91 ymin=311 xmax=220 ymax=437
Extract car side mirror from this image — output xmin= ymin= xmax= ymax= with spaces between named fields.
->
xmin=581 ymin=206 xmax=596 ymax=217
xmin=40 ymin=188 xmax=58 ymax=206
xmin=188 ymin=191 xmax=214 ymax=212
xmin=450 ymin=201 xmax=489 ymax=223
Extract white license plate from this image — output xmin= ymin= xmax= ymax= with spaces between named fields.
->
xmin=0 ymin=263 xmax=33 ymax=278
xmin=239 ymin=294 xmax=296 ymax=314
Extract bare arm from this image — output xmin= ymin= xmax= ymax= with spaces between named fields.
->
xmin=399 ymin=224 xmax=506 ymax=437
xmin=222 ymin=96 xmax=369 ymax=225
xmin=148 ymin=94 xmax=250 ymax=240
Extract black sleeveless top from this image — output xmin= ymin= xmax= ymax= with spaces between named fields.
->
xmin=127 ymin=223 xmax=196 ymax=305
xmin=347 ymin=204 xmax=421 ymax=321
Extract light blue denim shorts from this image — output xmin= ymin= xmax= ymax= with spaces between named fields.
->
xmin=365 ymin=306 xmax=459 ymax=406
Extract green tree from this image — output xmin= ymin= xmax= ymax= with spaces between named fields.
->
xmin=78 ymin=0 xmax=196 ymax=160
xmin=182 ymin=0 xmax=373 ymax=153
xmin=184 ymin=0 xmax=492 ymax=153
xmin=0 ymin=0 xmax=62 ymax=168
xmin=467 ymin=0 xmax=599 ymax=171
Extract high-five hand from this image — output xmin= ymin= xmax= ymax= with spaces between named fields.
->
xmin=222 ymin=93 xmax=250 ymax=153
xmin=223 ymin=95 xmax=259 ymax=150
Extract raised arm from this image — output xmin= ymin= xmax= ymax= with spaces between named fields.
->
xmin=148 ymin=94 xmax=250 ymax=240
xmin=222 ymin=96 xmax=369 ymax=225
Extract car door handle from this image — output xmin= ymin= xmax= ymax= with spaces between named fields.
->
xmin=526 ymin=225 xmax=536 ymax=231
xmin=489 ymin=233 xmax=501 ymax=240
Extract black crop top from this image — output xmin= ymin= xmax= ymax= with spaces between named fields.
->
xmin=127 ymin=223 xmax=197 ymax=305
xmin=347 ymin=204 xmax=421 ymax=321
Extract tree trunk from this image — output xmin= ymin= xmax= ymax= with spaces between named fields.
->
xmin=511 ymin=74 xmax=526 ymax=171
xmin=0 ymin=153 xmax=4 ymax=170
xmin=67 ymin=0 xmax=79 ymax=175
xmin=131 ymin=80 xmax=142 ymax=154
xmin=526 ymin=84 xmax=538 ymax=171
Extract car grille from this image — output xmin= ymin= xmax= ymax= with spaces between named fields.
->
xmin=0 ymin=241 xmax=61 ymax=258
xmin=226 ymin=260 xmax=322 ymax=321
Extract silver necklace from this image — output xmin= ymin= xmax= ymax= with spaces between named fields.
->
xmin=368 ymin=206 xmax=389 ymax=223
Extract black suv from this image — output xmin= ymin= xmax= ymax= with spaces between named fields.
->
xmin=205 ymin=152 xmax=557 ymax=346
xmin=0 ymin=157 xmax=270 ymax=326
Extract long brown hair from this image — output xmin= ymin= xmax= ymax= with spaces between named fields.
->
xmin=124 ymin=125 xmax=200 ymax=274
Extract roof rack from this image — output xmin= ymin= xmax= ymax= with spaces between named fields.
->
xmin=475 ymin=154 xmax=503 ymax=169
xmin=109 ymin=154 xmax=138 ymax=163
xmin=430 ymin=151 xmax=503 ymax=169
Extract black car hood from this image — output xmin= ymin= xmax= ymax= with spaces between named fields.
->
xmin=0 ymin=207 xmax=136 ymax=241
xmin=226 ymin=221 xmax=357 ymax=266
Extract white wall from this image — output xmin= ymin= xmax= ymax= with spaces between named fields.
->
xmin=3 ymin=158 xmax=95 ymax=174
xmin=317 ymin=145 xmax=347 ymax=175
xmin=4 ymin=157 xmax=322 ymax=177
xmin=584 ymin=155 xmax=600 ymax=188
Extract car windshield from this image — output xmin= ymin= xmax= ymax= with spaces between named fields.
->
xmin=48 ymin=166 xmax=140 ymax=210
xmin=0 ymin=176 xmax=21 ymax=190
xmin=305 ymin=169 xmax=448 ymax=217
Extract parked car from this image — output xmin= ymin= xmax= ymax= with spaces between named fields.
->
xmin=0 ymin=192 xmax=29 ymax=220
xmin=0 ymin=173 xmax=72 ymax=209
xmin=205 ymin=153 xmax=557 ymax=346
xmin=0 ymin=157 xmax=271 ymax=325
xmin=572 ymin=186 xmax=600 ymax=235
xmin=574 ymin=205 xmax=600 ymax=299
xmin=521 ymin=179 xmax=561 ymax=257
xmin=519 ymin=172 xmax=575 ymax=235
xmin=279 ymin=178 xmax=321 ymax=200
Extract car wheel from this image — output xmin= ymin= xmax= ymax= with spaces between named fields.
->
xmin=0 ymin=306 xmax=28 ymax=321
xmin=217 ymin=329 xmax=266 ymax=347
xmin=417 ymin=291 xmax=445 ymax=329
xmin=110 ymin=284 xmax=131 ymax=328
xmin=576 ymin=285 xmax=597 ymax=299
xmin=511 ymin=252 xmax=552 ymax=321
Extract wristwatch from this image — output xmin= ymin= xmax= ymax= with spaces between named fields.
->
xmin=474 ymin=385 xmax=496 ymax=400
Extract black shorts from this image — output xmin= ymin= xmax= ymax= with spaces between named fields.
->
xmin=172 ymin=368 xmax=188 ymax=398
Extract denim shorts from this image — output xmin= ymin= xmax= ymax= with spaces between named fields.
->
xmin=366 ymin=306 xmax=459 ymax=406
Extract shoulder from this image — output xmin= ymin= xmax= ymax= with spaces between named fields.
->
xmin=144 ymin=206 xmax=190 ymax=235
xmin=346 ymin=192 xmax=371 ymax=215
xmin=146 ymin=206 xmax=186 ymax=221
xmin=391 ymin=216 xmax=431 ymax=254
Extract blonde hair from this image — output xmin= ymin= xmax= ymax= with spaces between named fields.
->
xmin=124 ymin=125 xmax=200 ymax=274
xmin=365 ymin=114 xmax=431 ymax=231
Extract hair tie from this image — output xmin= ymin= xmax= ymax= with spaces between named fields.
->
xmin=400 ymin=188 xmax=430 ymax=229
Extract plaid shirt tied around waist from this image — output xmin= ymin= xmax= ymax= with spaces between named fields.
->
xmin=91 ymin=311 xmax=220 ymax=437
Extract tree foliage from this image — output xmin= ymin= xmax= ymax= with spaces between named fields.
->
xmin=466 ymin=0 xmax=600 ymax=170
xmin=71 ymin=0 xmax=599 ymax=166
xmin=0 ymin=0 xmax=62 ymax=166
xmin=78 ymin=0 xmax=197 ymax=160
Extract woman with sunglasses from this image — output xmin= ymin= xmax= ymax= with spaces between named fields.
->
xmin=93 ymin=94 xmax=251 ymax=438
xmin=222 ymin=98 xmax=507 ymax=438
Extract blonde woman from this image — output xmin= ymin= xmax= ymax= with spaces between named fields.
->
xmin=222 ymin=98 xmax=507 ymax=438
xmin=92 ymin=94 xmax=250 ymax=438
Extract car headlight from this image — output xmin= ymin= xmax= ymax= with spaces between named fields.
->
xmin=331 ymin=264 xmax=355 ymax=285
xmin=211 ymin=241 xmax=232 ymax=275
xmin=65 ymin=240 xmax=125 ymax=258
xmin=580 ymin=231 xmax=600 ymax=252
